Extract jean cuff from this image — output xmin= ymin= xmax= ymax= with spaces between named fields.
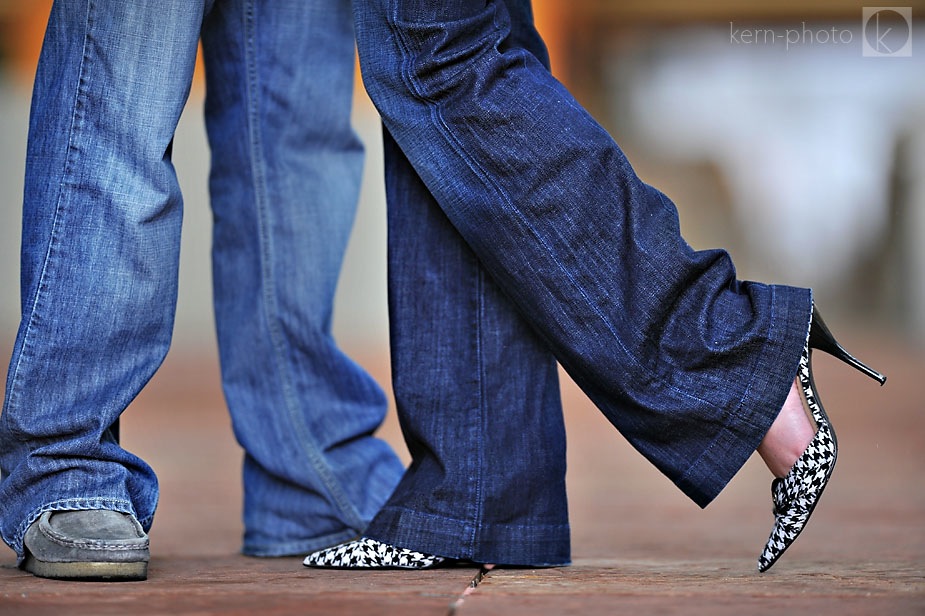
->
xmin=677 ymin=285 xmax=813 ymax=507
xmin=365 ymin=506 xmax=571 ymax=567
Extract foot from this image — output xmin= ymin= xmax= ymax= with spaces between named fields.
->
xmin=302 ymin=537 xmax=448 ymax=569
xmin=22 ymin=510 xmax=149 ymax=581
xmin=756 ymin=341 xmax=838 ymax=572
xmin=757 ymin=420 xmax=836 ymax=572
xmin=757 ymin=379 xmax=816 ymax=478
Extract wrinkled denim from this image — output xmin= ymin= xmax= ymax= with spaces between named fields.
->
xmin=201 ymin=0 xmax=404 ymax=558
xmin=371 ymin=2 xmax=570 ymax=567
xmin=380 ymin=131 xmax=570 ymax=566
xmin=356 ymin=0 xmax=813 ymax=564
xmin=0 ymin=0 xmax=403 ymax=560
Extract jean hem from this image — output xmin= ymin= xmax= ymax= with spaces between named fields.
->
xmin=241 ymin=527 xmax=363 ymax=558
xmin=9 ymin=498 xmax=142 ymax=562
xmin=365 ymin=506 xmax=571 ymax=567
xmin=678 ymin=285 xmax=813 ymax=508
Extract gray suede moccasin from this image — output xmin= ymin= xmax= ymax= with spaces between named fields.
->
xmin=22 ymin=510 xmax=149 ymax=581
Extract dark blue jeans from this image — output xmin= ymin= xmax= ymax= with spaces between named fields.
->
xmin=357 ymin=0 xmax=813 ymax=566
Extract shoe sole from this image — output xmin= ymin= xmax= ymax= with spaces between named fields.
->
xmin=23 ymin=553 xmax=148 ymax=581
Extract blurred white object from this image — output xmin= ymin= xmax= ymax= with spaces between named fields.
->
xmin=619 ymin=27 xmax=925 ymax=292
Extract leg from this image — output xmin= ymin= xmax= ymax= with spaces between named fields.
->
xmin=367 ymin=131 xmax=569 ymax=565
xmin=307 ymin=2 xmax=569 ymax=567
xmin=306 ymin=2 xmax=569 ymax=567
xmin=354 ymin=0 xmax=813 ymax=507
xmin=368 ymin=1 xmax=567 ymax=565
xmin=305 ymin=133 xmax=570 ymax=568
xmin=201 ymin=0 xmax=404 ymax=557
xmin=0 ymin=0 xmax=208 ymax=572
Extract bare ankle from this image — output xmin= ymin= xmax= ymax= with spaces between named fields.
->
xmin=757 ymin=379 xmax=816 ymax=477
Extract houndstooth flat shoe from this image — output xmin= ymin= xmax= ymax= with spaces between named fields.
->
xmin=303 ymin=537 xmax=448 ymax=570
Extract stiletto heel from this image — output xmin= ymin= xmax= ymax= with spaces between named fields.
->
xmin=808 ymin=308 xmax=887 ymax=386
xmin=757 ymin=306 xmax=885 ymax=572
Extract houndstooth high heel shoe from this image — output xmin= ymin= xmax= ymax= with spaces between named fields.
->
xmin=758 ymin=307 xmax=885 ymax=572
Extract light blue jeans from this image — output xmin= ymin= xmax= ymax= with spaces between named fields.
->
xmin=0 ymin=0 xmax=403 ymax=560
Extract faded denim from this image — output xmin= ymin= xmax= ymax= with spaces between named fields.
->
xmin=0 ymin=0 xmax=403 ymax=560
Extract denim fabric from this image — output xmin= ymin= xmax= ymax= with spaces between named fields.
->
xmin=0 ymin=0 xmax=403 ymax=560
xmin=201 ymin=0 xmax=404 ymax=557
xmin=354 ymin=0 xmax=813 ymax=558
xmin=373 ymin=130 xmax=571 ymax=566
xmin=361 ymin=1 xmax=570 ymax=567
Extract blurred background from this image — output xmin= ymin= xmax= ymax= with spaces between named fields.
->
xmin=1 ymin=1 xmax=924 ymax=362
xmin=0 ymin=1 xmax=923 ymax=563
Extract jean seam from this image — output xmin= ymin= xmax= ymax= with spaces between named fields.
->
xmin=387 ymin=7 xmax=701 ymax=409
xmin=470 ymin=263 xmax=486 ymax=554
xmin=386 ymin=3 xmax=747 ymax=415
xmin=4 ymin=0 xmax=96 ymax=422
xmin=241 ymin=0 xmax=364 ymax=532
